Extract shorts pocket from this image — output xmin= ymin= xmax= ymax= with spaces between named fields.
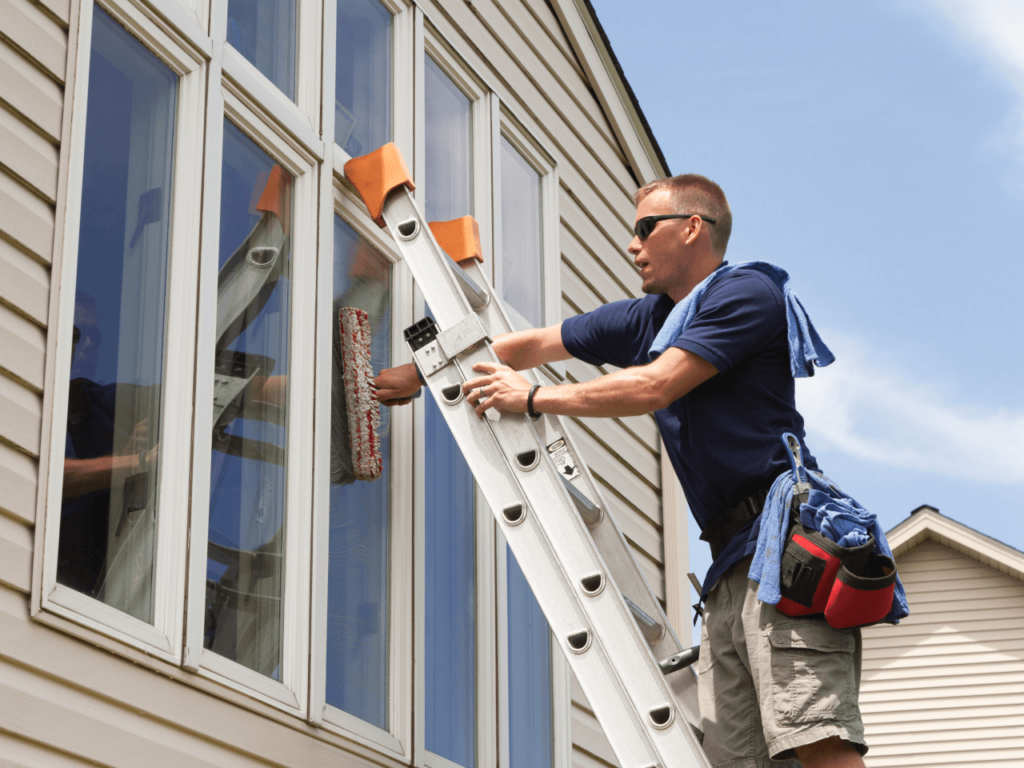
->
xmin=767 ymin=620 xmax=856 ymax=726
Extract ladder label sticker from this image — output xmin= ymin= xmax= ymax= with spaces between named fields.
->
xmin=547 ymin=438 xmax=580 ymax=480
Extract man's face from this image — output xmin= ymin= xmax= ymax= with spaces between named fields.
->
xmin=71 ymin=303 xmax=102 ymax=380
xmin=628 ymin=188 xmax=692 ymax=296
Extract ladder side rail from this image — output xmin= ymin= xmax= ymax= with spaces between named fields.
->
xmin=459 ymin=259 xmax=684 ymax=663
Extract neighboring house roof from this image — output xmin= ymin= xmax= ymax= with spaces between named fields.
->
xmin=550 ymin=0 xmax=671 ymax=184
xmin=886 ymin=505 xmax=1024 ymax=582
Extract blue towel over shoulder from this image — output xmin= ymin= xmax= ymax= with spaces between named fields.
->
xmin=648 ymin=261 xmax=835 ymax=377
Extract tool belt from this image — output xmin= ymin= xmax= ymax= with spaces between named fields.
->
xmin=700 ymin=488 xmax=769 ymax=560
xmin=777 ymin=519 xmax=897 ymax=629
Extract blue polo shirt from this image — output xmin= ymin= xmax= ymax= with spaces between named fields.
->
xmin=560 ymin=264 xmax=819 ymax=596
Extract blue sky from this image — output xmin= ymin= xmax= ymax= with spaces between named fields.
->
xmin=588 ymin=0 xmax=1024 ymax=611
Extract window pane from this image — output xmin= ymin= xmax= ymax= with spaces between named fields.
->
xmin=500 ymin=137 xmax=543 ymax=328
xmin=425 ymin=393 xmax=476 ymax=765
xmin=336 ymin=0 xmax=391 ymax=155
xmin=423 ymin=54 xmax=476 ymax=767
xmin=58 ymin=7 xmax=177 ymax=624
xmin=325 ymin=216 xmax=392 ymax=727
xmin=227 ymin=0 xmax=296 ymax=101
xmin=424 ymin=56 xmax=471 ymax=222
xmin=205 ymin=121 xmax=293 ymax=679
xmin=507 ymin=547 xmax=553 ymax=768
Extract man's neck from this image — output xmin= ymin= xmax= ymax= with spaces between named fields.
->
xmin=668 ymin=258 xmax=726 ymax=304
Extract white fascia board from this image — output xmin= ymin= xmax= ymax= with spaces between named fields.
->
xmin=549 ymin=0 xmax=666 ymax=185
xmin=887 ymin=509 xmax=1024 ymax=582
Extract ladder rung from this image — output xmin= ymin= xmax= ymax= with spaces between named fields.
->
xmin=624 ymin=596 xmax=665 ymax=645
xmin=561 ymin=476 xmax=603 ymax=527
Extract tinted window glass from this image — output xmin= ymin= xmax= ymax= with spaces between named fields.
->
xmin=500 ymin=137 xmax=543 ymax=328
xmin=205 ymin=121 xmax=293 ymax=679
xmin=227 ymin=0 xmax=297 ymax=101
xmin=325 ymin=216 xmax=392 ymax=727
xmin=336 ymin=0 xmax=391 ymax=155
xmin=507 ymin=548 xmax=553 ymax=768
xmin=423 ymin=55 xmax=476 ymax=766
xmin=58 ymin=7 xmax=177 ymax=624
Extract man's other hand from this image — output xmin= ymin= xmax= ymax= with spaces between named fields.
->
xmin=463 ymin=362 xmax=532 ymax=418
xmin=374 ymin=363 xmax=421 ymax=406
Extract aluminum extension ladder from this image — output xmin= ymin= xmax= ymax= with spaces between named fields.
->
xmin=346 ymin=144 xmax=710 ymax=768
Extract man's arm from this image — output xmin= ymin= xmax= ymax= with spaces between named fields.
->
xmin=373 ymin=323 xmax=570 ymax=404
xmin=462 ymin=347 xmax=718 ymax=418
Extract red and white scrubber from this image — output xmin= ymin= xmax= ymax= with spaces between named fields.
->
xmin=339 ymin=307 xmax=382 ymax=481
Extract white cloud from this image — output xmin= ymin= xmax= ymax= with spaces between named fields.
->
xmin=795 ymin=336 xmax=1024 ymax=484
xmin=930 ymin=1 xmax=1024 ymax=151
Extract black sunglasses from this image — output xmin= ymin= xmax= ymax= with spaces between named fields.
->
xmin=634 ymin=213 xmax=716 ymax=241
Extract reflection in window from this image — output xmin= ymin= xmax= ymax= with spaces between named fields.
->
xmin=336 ymin=0 xmax=391 ymax=155
xmin=424 ymin=55 xmax=476 ymax=766
xmin=205 ymin=121 xmax=293 ymax=679
xmin=227 ymin=0 xmax=297 ymax=101
xmin=507 ymin=548 xmax=553 ymax=768
xmin=57 ymin=7 xmax=177 ymax=624
xmin=500 ymin=137 xmax=543 ymax=328
xmin=325 ymin=217 xmax=392 ymax=727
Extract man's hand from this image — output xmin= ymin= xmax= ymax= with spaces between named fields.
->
xmin=374 ymin=363 xmax=421 ymax=406
xmin=463 ymin=362 xmax=533 ymax=417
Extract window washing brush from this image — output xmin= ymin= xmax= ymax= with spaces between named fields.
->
xmin=338 ymin=306 xmax=382 ymax=482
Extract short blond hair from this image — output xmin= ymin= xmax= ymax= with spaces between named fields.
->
xmin=634 ymin=174 xmax=732 ymax=256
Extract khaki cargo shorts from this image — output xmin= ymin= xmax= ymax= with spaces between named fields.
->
xmin=697 ymin=557 xmax=868 ymax=767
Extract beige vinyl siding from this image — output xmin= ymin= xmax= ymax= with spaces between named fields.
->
xmin=861 ymin=541 xmax=1024 ymax=767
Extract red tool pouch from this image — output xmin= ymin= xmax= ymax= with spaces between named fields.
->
xmin=777 ymin=524 xmax=875 ymax=619
xmin=824 ymin=553 xmax=897 ymax=629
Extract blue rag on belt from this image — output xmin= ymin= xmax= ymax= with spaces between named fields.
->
xmin=749 ymin=470 xmax=909 ymax=624
xmin=648 ymin=261 xmax=835 ymax=376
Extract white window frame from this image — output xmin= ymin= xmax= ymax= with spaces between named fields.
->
xmin=36 ymin=0 xmax=206 ymax=664
xmin=307 ymin=181 xmax=415 ymax=759
xmin=412 ymin=22 xmax=499 ymax=768
xmin=215 ymin=0 xmax=323 ymax=141
xmin=492 ymin=110 xmax=560 ymax=337
xmin=183 ymin=82 xmax=319 ymax=714
xmin=328 ymin=0 xmax=414 ymax=173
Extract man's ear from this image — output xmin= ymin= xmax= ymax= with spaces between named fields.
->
xmin=683 ymin=215 xmax=702 ymax=246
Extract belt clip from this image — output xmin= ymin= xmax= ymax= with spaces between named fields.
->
xmin=782 ymin=433 xmax=811 ymax=511
xmin=687 ymin=573 xmax=705 ymax=626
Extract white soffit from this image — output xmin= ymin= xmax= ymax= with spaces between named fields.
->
xmin=549 ymin=0 xmax=668 ymax=185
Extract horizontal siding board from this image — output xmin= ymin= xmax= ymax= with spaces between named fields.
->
xmin=561 ymin=225 xmax=636 ymax=305
xmin=573 ymin=749 xmax=617 ymax=768
xmin=0 ymin=237 xmax=49 ymax=325
xmin=0 ymin=40 xmax=62 ymax=142
xmin=0 ymin=513 xmax=32 ymax=592
xmin=0 ymin=304 xmax=46 ymax=390
xmin=515 ymin=0 xmax=585 ymax=80
xmin=0 ymin=170 xmax=54 ymax=261
xmin=570 ymin=705 xmax=617 ymax=766
xmin=0 ymin=104 xmax=59 ymax=201
xmin=30 ymin=0 xmax=71 ymax=26
xmin=490 ymin=0 xmax=619 ymax=150
xmin=601 ymin=488 xmax=662 ymax=566
xmin=561 ymin=191 xmax=638 ymax=296
xmin=0 ymin=374 xmax=41 ymax=455
xmin=0 ymin=465 xmax=36 ymax=525
xmin=569 ymin=413 xmax=659 ymax=483
xmin=862 ymin=544 xmax=1024 ymax=767
xmin=562 ymin=357 xmax=659 ymax=450
xmin=0 ymin=588 xmax=406 ymax=768
xmin=573 ymin=428 xmax=660 ymax=523
xmin=0 ymin=0 xmax=67 ymax=82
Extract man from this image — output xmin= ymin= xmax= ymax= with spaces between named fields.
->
xmin=374 ymin=176 xmax=867 ymax=768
